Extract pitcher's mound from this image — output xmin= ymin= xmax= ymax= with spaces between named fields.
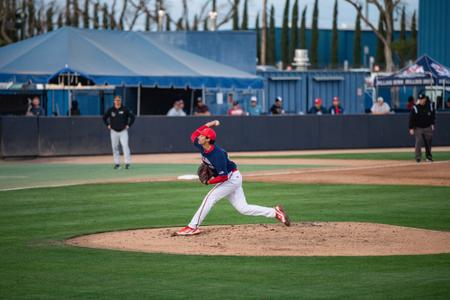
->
xmin=66 ymin=222 xmax=450 ymax=256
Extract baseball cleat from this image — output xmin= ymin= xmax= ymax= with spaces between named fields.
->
xmin=113 ymin=164 xmax=121 ymax=169
xmin=125 ymin=164 xmax=130 ymax=169
xmin=275 ymin=205 xmax=291 ymax=226
xmin=174 ymin=226 xmax=202 ymax=236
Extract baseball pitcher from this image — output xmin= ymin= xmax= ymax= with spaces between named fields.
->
xmin=174 ymin=120 xmax=291 ymax=236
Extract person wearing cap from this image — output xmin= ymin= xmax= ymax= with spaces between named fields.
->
xmin=328 ymin=96 xmax=344 ymax=115
xmin=166 ymin=99 xmax=186 ymax=117
xmin=194 ymin=97 xmax=211 ymax=116
xmin=409 ymin=93 xmax=435 ymax=162
xmin=270 ymin=97 xmax=285 ymax=115
xmin=371 ymin=97 xmax=391 ymax=115
xmin=308 ymin=98 xmax=327 ymax=115
xmin=174 ymin=120 xmax=291 ymax=236
xmin=247 ymin=96 xmax=262 ymax=116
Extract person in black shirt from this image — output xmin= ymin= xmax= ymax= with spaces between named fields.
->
xmin=270 ymin=97 xmax=285 ymax=115
xmin=103 ymin=96 xmax=135 ymax=169
xmin=409 ymin=94 xmax=435 ymax=162
xmin=70 ymin=100 xmax=81 ymax=116
xmin=308 ymin=98 xmax=327 ymax=115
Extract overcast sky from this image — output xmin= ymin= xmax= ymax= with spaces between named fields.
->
xmin=157 ymin=0 xmax=419 ymax=30
xmin=55 ymin=0 xmax=419 ymax=31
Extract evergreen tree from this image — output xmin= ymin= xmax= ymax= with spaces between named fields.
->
xmin=20 ymin=0 xmax=27 ymax=40
xmin=27 ymin=0 xmax=36 ymax=37
xmin=375 ymin=14 xmax=385 ymax=67
xmin=289 ymin=0 xmax=299 ymax=65
xmin=46 ymin=6 xmax=54 ymax=32
xmin=310 ymin=0 xmax=319 ymax=68
xmin=193 ymin=15 xmax=199 ymax=31
xmin=109 ymin=6 xmax=116 ymax=30
xmin=232 ymin=0 xmax=240 ymax=30
xmin=93 ymin=2 xmax=99 ymax=29
xmin=102 ymin=3 xmax=108 ymax=29
xmin=72 ymin=0 xmax=80 ymax=27
xmin=300 ymin=6 xmax=307 ymax=49
xmin=176 ymin=18 xmax=183 ymax=31
xmin=144 ymin=12 xmax=150 ymax=31
xmin=353 ymin=10 xmax=361 ymax=67
xmin=281 ymin=0 xmax=290 ymax=68
xmin=57 ymin=12 xmax=64 ymax=28
xmin=166 ymin=14 xmax=171 ymax=31
xmin=241 ymin=0 xmax=248 ymax=30
xmin=331 ymin=0 xmax=338 ymax=68
xmin=267 ymin=5 xmax=276 ymax=65
xmin=411 ymin=10 xmax=417 ymax=59
xmin=203 ymin=17 xmax=208 ymax=31
xmin=400 ymin=6 xmax=406 ymax=41
xmin=83 ymin=0 xmax=89 ymax=28
xmin=36 ymin=6 xmax=43 ymax=34
xmin=255 ymin=13 xmax=260 ymax=64
xmin=65 ymin=0 xmax=71 ymax=26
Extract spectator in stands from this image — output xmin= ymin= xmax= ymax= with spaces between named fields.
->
xmin=228 ymin=101 xmax=246 ymax=116
xmin=70 ymin=100 xmax=81 ymax=116
xmin=247 ymin=96 xmax=262 ymax=116
xmin=371 ymin=97 xmax=391 ymax=115
xmin=227 ymin=93 xmax=235 ymax=109
xmin=308 ymin=98 xmax=327 ymax=115
xmin=328 ymin=96 xmax=344 ymax=115
xmin=26 ymin=96 xmax=45 ymax=116
xmin=446 ymin=98 xmax=450 ymax=110
xmin=194 ymin=97 xmax=211 ymax=116
xmin=167 ymin=99 xmax=186 ymax=116
xmin=270 ymin=97 xmax=285 ymax=115
xmin=406 ymin=96 xmax=415 ymax=111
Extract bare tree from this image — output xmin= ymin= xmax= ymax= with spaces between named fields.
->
xmin=344 ymin=0 xmax=401 ymax=72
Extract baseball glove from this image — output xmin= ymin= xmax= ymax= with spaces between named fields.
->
xmin=197 ymin=163 xmax=215 ymax=185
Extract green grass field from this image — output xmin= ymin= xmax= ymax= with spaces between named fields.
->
xmin=0 ymin=163 xmax=322 ymax=190
xmin=232 ymin=151 xmax=450 ymax=161
xmin=1 ymin=181 xmax=450 ymax=299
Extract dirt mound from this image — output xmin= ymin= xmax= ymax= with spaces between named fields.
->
xmin=66 ymin=222 xmax=450 ymax=256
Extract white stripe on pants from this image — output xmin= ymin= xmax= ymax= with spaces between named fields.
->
xmin=189 ymin=171 xmax=275 ymax=229
xmin=110 ymin=129 xmax=131 ymax=165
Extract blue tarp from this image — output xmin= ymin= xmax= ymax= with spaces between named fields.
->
xmin=0 ymin=27 xmax=263 ymax=89
xmin=375 ymin=55 xmax=450 ymax=87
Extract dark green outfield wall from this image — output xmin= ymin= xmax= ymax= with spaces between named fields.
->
xmin=1 ymin=113 xmax=450 ymax=157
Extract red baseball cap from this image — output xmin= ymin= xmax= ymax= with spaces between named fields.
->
xmin=199 ymin=127 xmax=216 ymax=141
xmin=314 ymin=98 xmax=322 ymax=105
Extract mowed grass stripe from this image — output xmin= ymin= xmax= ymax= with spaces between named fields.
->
xmin=232 ymin=151 xmax=450 ymax=161
xmin=0 ymin=163 xmax=321 ymax=190
xmin=0 ymin=182 xmax=449 ymax=299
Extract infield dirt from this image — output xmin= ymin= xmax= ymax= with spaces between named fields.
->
xmin=66 ymin=222 xmax=450 ymax=256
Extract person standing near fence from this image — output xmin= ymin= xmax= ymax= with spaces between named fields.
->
xmin=409 ymin=93 xmax=435 ymax=163
xmin=103 ymin=96 xmax=135 ymax=169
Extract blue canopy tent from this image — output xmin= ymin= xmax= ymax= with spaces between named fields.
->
xmin=0 ymin=27 xmax=262 ymax=89
xmin=375 ymin=55 xmax=450 ymax=109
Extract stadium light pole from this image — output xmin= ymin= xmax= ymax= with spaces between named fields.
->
xmin=209 ymin=11 xmax=218 ymax=31
xmin=158 ymin=9 xmax=166 ymax=31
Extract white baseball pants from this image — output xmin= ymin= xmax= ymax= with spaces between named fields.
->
xmin=110 ymin=129 xmax=131 ymax=165
xmin=189 ymin=171 xmax=276 ymax=229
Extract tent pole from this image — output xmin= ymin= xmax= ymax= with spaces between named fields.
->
xmin=68 ymin=88 xmax=72 ymax=116
xmin=443 ymin=81 xmax=446 ymax=110
xmin=137 ymin=85 xmax=141 ymax=116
